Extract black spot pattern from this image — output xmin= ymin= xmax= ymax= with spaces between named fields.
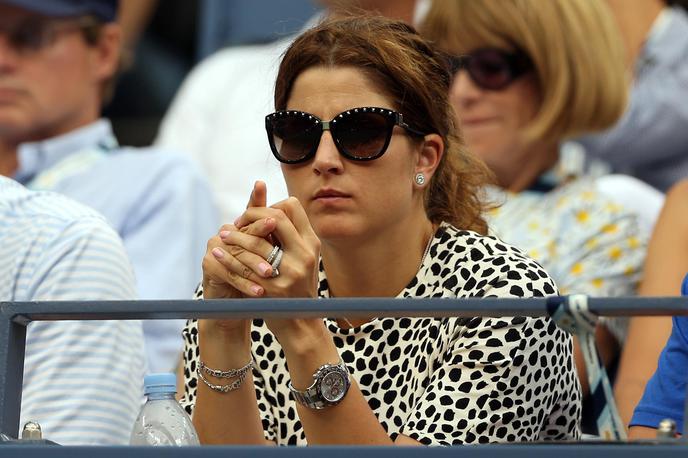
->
xmin=181 ymin=222 xmax=581 ymax=445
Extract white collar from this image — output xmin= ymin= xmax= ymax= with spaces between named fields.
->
xmin=14 ymin=119 xmax=117 ymax=184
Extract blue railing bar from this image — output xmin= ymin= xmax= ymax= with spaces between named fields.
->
xmin=0 ymin=313 xmax=25 ymax=447
xmin=3 ymin=296 xmax=688 ymax=440
xmin=2 ymin=296 xmax=688 ymax=323
xmin=0 ymin=443 xmax=687 ymax=456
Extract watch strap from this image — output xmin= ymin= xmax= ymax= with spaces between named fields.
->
xmin=289 ymin=380 xmax=330 ymax=410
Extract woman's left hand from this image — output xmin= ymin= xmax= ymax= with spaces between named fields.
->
xmin=228 ymin=196 xmax=321 ymax=298
xmin=222 ymin=197 xmax=325 ymax=344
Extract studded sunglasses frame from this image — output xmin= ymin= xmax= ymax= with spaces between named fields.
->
xmin=265 ymin=106 xmax=426 ymax=164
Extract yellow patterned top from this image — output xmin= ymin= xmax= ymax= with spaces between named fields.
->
xmin=485 ymin=177 xmax=648 ymax=342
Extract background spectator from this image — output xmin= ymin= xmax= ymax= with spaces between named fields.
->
xmin=421 ymin=0 xmax=648 ymax=430
xmin=575 ymin=0 xmax=688 ymax=192
xmin=0 ymin=0 xmax=219 ymax=373
xmin=0 ymin=175 xmax=145 ymax=445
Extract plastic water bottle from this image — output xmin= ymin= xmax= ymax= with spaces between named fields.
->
xmin=130 ymin=373 xmax=200 ymax=446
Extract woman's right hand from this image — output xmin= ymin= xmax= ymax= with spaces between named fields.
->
xmin=202 ymin=224 xmax=248 ymax=300
xmin=200 ymin=182 xmax=271 ymax=338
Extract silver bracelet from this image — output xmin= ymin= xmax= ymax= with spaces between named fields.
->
xmin=197 ymin=366 xmax=248 ymax=393
xmin=199 ymin=359 xmax=254 ymax=379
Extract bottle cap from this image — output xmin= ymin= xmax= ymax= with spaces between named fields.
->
xmin=21 ymin=421 xmax=42 ymax=440
xmin=143 ymin=373 xmax=177 ymax=395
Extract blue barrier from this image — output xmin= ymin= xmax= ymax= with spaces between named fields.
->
xmin=0 ymin=443 xmax=687 ymax=456
xmin=1 ymin=296 xmax=688 ymax=453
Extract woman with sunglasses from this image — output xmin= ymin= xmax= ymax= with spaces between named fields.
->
xmin=180 ymin=15 xmax=581 ymax=446
xmin=422 ymin=0 xmax=648 ymax=422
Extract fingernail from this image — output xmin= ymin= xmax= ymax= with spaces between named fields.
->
xmin=212 ymin=247 xmax=224 ymax=258
xmin=233 ymin=218 xmax=241 ymax=226
xmin=219 ymin=230 xmax=230 ymax=239
xmin=265 ymin=217 xmax=275 ymax=226
xmin=258 ymin=262 xmax=272 ymax=276
xmin=251 ymin=285 xmax=264 ymax=296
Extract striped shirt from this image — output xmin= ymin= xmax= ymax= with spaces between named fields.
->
xmin=0 ymin=176 xmax=145 ymax=445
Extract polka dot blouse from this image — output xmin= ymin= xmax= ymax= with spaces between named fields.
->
xmin=181 ymin=222 xmax=581 ymax=445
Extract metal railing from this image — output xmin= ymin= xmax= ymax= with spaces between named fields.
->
xmin=1 ymin=296 xmax=688 ymax=455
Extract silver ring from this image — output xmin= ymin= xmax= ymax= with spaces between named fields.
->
xmin=271 ymin=248 xmax=284 ymax=269
xmin=266 ymin=245 xmax=280 ymax=264
xmin=270 ymin=248 xmax=284 ymax=276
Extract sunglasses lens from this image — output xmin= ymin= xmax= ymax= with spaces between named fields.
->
xmin=269 ymin=114 xmax=321 ymax=162
xmin=468 ymin=50 xmax=515 ymax=90
xmin=333 ymin=112 xmax=392 ymax=160
xmin=4 ymin=19 xmax=43 ymax=52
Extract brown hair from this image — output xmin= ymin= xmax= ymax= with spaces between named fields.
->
xmin=421 ymin=0 xmax=627 ymax=144
xmin=274 ymin=15 xmax=493 ymax=234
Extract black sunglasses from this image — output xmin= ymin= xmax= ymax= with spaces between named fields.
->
xmin=265 ymin=107 xmax=426 ymax=164
xmin=0 ymin=16 xmax=97 ymax=54
xmin=448 ymin=47 xmax=532 ymax=91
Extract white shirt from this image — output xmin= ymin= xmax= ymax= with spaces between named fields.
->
xmin=0 ymin=176 xmax=145 ymax=445
xmin=156 ymin=36 xmax=293 ymax=222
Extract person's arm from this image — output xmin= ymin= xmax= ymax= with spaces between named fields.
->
xmin=616 ymin=317 xmax=674 ymax=427
xmin=20 ymin=217 xmax=145 ymax=445
xmin=117 ymin=0 xmax=158 ymax=66
xmin=272 ymin=321 xmax=405 ymax=445
xmin=628 ymin=315 xmax=688 ymax=437
xmin=192 ymin=320 xmax=270 ymax=445
xmin=186 ymin=184 xmax=277 ymax=445
xmin=629 ymin=426 xmax=664 ymax=439
xmin=615 ymin=180 xmax=688 ymax=427
xmin=211 ymin=198 xmax=404 ymax=445
xmin=264 ymin=317 xmax=575 ymax=445
xmin=30 ymin=218 xmax=138 ymax=301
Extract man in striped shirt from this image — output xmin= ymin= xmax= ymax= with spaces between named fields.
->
xmin=0 ymin=0 xmax=219 ymax=374
xmin=0 ymin=175 xmax=145 ymax=445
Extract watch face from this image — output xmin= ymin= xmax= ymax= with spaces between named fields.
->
xmin=320 ymin=370 xmax=347 ymax=403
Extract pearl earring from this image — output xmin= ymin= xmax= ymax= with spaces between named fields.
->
xmin=415 ymin=173 xmax=426 ymax=186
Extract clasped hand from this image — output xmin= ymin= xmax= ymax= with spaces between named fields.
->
xmin=201 ymin=182 xmax=322 ymax=341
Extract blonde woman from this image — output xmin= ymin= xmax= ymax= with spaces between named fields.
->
xmin=422 ymin=0 xmax=649 ymax=419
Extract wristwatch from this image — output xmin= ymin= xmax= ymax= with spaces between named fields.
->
xmin=288 ymin=360 xmax=351 ymax=410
